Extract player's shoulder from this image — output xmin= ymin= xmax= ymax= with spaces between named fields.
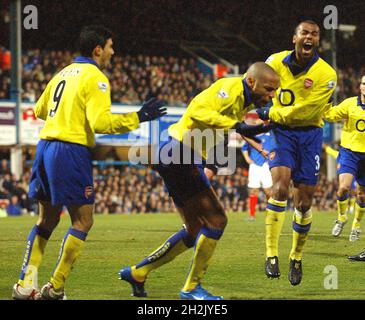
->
xmin=78 ymin=64 xmax=110 ymax=93
xmin=265 ymin=50 xmax=291 ymax=64
xmin=214 ymin=76 xmax=242 ymax=87
xmin=212 ymin=77 xmax=243 ymax=97
xmin=315 ymin=57 xmax=337 ymax=77
xmin=342 ymin=96 xmax=358 ymax=105
xmin=68 ymin=62 xmax=108 ymax=81
xmin=310 ymin=57 xmax=337 ymax=89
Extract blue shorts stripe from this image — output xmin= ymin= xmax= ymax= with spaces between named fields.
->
xmin=267 ymin=203 xmax=286 ymax=212
xmin=69 ymin=228 xmax=88 ymax=241
xmin=199 ymin=227 xmax=223 ymax=240
xmin=356 ymin=200 xmax=365 ymax=208
xmin=337 ymin=194 xmax=349 ymax=202
xmin=292 ymin=221 xmax=312 ymax=233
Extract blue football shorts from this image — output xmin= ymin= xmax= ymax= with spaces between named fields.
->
xmin=29 ymin=139 xmax=95 ymax=206
xmin=337 ymin=147 xmax=365 ymax=187
xmin=153 ymin=137 xmax=211 ymax=208
xmin=268 ymin=125 xmax=323 ymax=185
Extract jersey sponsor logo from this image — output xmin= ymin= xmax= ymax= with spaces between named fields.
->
xmin=278 ymin=89 xmax=295 ymax=106
xmin=327 ymin=80 xmax=336 ymax=89
xmin=84 ymin=186 xmax=94 ymax=199
xmin=98 ymin=82 xmax=108 ymax=93
xmin=304 ymin=78 xmax=313 ymax=89
xmin=217 ymin=89 xmax=229 ymax=99
xmin=355 ymin=119 xmax=365 ymax=132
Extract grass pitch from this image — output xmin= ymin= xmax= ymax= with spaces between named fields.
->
xmin=1 ymin=211 xmax=365 ymax=300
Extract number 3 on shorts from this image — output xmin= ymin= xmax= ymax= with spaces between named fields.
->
xmin=315 ymin=154 xmax=320 ymax=171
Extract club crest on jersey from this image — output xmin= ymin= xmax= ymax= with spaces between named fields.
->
xmin=84 ymin=186 xmax=93 ymax=199
xmin=217 ymin=89 xmax=229 ymax=99
xmin=98 ymin=82 xmax=108 ymax=93
xmin=304 ymin=78 xmax=313 ymax=89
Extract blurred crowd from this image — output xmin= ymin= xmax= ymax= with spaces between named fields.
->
xmin=0 ymin=49 xmax=363 ymax=105
xmin=0 ymin=162 xmax=339 ymax=217
xmin=0 ymin=50 xmax=213 ymax=106
xmin=336 ymin=66 xmax=365 ymax=102
xmin=0 ymin=159 xmax=37 ymax=217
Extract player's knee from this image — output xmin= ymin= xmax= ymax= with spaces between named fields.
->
xmin=296 ymin=205 xmax=311 ymax=214
xmin=218 ymin=214 xmax=228 ymax=230
xmin=357 ymin=189 xmax=365 ymax=203
xmin=83 ymin=217 xmax=94 ymax=232
xmin=272 ymin=184 xmax=289 ymax=201
xmin=338 ymin=185 xmax=351 ymax=197
xmin=73 ymin=216 xmax=94 ymax=233
xmin=209 ymin=211 xmax=227 ymax=231
xmin=184 ymin=223 xmax=201 ymax=239
xmin=37 ymin=215 xmax=61 ymax=231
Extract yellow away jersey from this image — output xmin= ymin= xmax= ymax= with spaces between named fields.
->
xmin=324 ymin=96 xmax=365 ymax=153
xmin=168 ymin=77 xmax=255 ymax=159
xmin=35 ymin=57 xmax=140 ymax=147
xmin=325 ymin=145 xmax=339 ymax=159
xmin=266 ymin=50 xmax=337 ymax=127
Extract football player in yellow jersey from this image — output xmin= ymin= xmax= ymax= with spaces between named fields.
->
xmin=324 ymin=75 xmax=365 ymax=249
xmin=256 ymin=20 xmax=337 ymax=285
xmin=322 ymin=144 xmax=357 ymax=239
xmin=12 ymin=25 xmax=166 ymax=300
xmin=119 ymin=62 xmax=279 ymax=300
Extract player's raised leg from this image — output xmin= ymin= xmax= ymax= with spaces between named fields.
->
xmin=40 ymin=204 xmax=94 ymax=300
xmin=332 ymin=173 xmax=353 ymax=237
xmin=265 ymin=166 xmax=291 ymax=279
xmin=119 ymin=222 xmax=195 ymax=297
xmin=12 ymin=202 xmax=62 ymax=300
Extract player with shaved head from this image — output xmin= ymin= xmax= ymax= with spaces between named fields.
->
xmin=119 ymin=62 xmax=279 ymax=300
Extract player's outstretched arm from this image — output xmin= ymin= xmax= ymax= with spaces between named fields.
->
xmin=268 ymin=74 xmax=337 ymax=123
xmin=234 ymin=122 xmax=275 ymax=138
xmin=137 ymin=97 xmax=167 ymax=122
xmin=86 ymin=76 xmax=166 ymax=134
xmin=323 ymin=99 xmax=349 ymax=123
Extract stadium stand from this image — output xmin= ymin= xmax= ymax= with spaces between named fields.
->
xmin=0 ymin=50 xmax=213 ymax=106
xmin=0 ymin=50 xmax=364 ymax=105
xmin=0 ymin=0 xmax=361 ymax=218
xmin=0 ymin=162 xmax=338 ymax=216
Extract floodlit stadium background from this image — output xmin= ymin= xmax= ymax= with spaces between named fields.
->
xmin=1 ymin=0 xmax=365 ymax=300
